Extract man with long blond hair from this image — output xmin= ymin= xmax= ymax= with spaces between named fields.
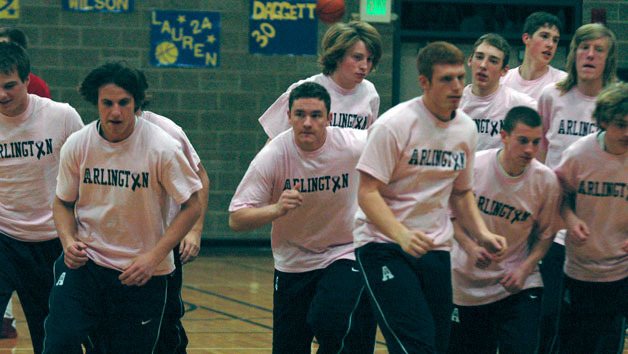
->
xmin=554 ymin=82 xmax=627 ymax=354
xmin=536 ymin=22 xmax=618 ymax=354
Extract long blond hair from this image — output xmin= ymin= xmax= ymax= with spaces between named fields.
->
xmin=556 ymin=23 xmax=617 ymax=94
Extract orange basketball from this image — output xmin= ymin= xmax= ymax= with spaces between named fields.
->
xmin=316 ymin=0 xmax=345 ymax=24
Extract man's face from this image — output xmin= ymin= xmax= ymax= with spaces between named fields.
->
xmin=501 ymin=122 xmax=542 ymax=171
xmin=420 ymin=63 xmax=465 ymax=120
xmin=602 ymin=114 xmax=628 ymax=155
xmin=0 ymin=70 xmax=29 ymax=117
xmin=469 ymin=42 xmax=508 ymax=94
xmin=97 ymin=83 xmax=137 ymax=143
xmin=524 ymin=25 xmax=560 ymax=65
xmin=576 ymin=37 xmax=609 ymax=83
xmin=288 ymin=97 xmax=331 ymax=151
xmin=333 ymin=40 xmax=373 ymax=90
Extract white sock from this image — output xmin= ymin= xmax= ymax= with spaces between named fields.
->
xmin=4 ymin=298 xmax=13 ymax=319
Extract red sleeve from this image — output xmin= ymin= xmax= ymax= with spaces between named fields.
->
xmin=27 ymin=73 xmax=51 ymax=99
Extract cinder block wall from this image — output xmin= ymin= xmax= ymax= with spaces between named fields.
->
xmin=1 ymin=0 xmax=624 ymax=242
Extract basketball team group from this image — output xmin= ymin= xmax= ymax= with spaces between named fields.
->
xmin=0 ymin=9 xmax=626 ymax=354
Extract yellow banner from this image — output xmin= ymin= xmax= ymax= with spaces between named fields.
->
xmin=0 ymin=0 xmax=19 ymax=19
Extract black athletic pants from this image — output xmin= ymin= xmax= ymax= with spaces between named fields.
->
xmin=557 ymin=275 xmax=627 ymax=354
xmin=272 ymin=259 xmax=376 ymax=354
xmin=43 ymin=257 xmax=168 ymax=354
xmin=538 ymin=242 xmax=565 ymax=354
xmin=156 ymin=244 xmax=188 ymax=354
xmin=448 ymin=287 xmax=543 ymax=354
xmin=357 ymin=243 xmax=452 ymax=354
xmin=0 ymin=232 xmax=61 ymax=354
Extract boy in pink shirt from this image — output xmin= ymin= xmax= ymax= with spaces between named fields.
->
xmin=139 ymin=108 xmax=210 ymax=354
xmin=554 ymin=82 xmax=627 ymax=354
xmin=0 ymin=27 xmax=51 ymax=100
xmin=501 ymin=12 xmax=566 ymax=101
xmin=259 ymin=21 xmax=382 ymax=139
xmin=0 ymin=26 xmax=54 ymax=339
xmin=354 ymin=42 xmax=506 ymax=354
xmin=0 ymin=42 xmax=83 ymax=353
xmin=536 ymin=23 xmax=618 ymax=353
xmin=460 ymin=33 xmax=537 ymax=150
xmin=230 ymin=82 xmax=375 ymax=353
xmin=448 ymin=106 xmax=561 ymax=354
xmin=44 ymin=63 xmax=202 ymax=353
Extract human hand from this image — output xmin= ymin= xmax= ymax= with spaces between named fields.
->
xmin=479 ymin=232 xmax=507 ymax=259
xmin=180 ymin=232 xmax=201 ymax=264
xmin=500 ymin=267 xmax=528 ymax=293
xmin=566 ymin=217 xmax=590 ymax=246
xmin=274 ymin=182 xmax=303 ymax=217
xmin=471 ymin=245 xmax=495 ymax=269
xmin=398 ymin=229 xmax=436 ymax=258
xmin=119 ymin=252 xmax=160 ymax=286
xmin=64 ymin=240 xmax=88 ymax=269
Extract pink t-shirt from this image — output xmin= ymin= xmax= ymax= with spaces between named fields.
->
xmin=452 ymin=149 xmax=562 ymax=306
xmin=501 ymin=66 xmax=567 ymax=101
xmin=554 ymin=133 xmax=627 ymax=282
xmin=258 ymin=73 xmax=379 ymax=139
xmin=539 ymin=85 xmax=598 ymax=169
xmin=56 ymin=118 xmax=203 ymax=275
xmin=141 ymin=111 xmax=201 ymax=224
xmin=354 ymin=97 xmax=477 ymax=250
xmin=229 ymin=127 xmax=366 ymax=273
xmin=0 ymin=94 xmax=84 ymax=241
xmin=460 ymin=84 xmax=537 ymax=151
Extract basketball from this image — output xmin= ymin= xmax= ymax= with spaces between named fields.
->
xmin=155 ymin=41 xmax=179 ymax=65
xmin=316 ymin=0 xmax=345 ymax=24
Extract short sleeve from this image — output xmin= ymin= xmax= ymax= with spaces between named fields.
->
xmin=56 ymin=136 xmax=82 ymax=202
xmin=229 ymin=161 xmax=275 ymax=212
xmin=159 ymin=146 xmax=203 ymax=205
xmin=356 ymin=123 xmax=400 ymax=184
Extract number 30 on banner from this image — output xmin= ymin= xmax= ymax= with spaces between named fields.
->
xmin=251 ymin=22 xmax=276 ymax=48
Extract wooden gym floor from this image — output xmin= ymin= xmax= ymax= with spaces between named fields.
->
xmin=0 ymin=247 xmax=386 ymax=353
xmin=0 ymin=247 xmax=624 ymax=353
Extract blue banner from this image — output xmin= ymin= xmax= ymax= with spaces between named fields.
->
xmin=150 ymin=10 xmax=220 ymax=68
xmin=249 ymin=0 xmax=317 ymax=56
xmin=62 ymin=0 xmax=133 ymax=13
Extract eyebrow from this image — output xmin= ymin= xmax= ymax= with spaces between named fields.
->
xmin=475 ymin=51 xmax=502 ymax=59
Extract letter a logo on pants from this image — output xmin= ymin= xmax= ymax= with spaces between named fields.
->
xmin=381 ymin=266 xmax=394 ymax=281
xmin=451 ymin=307 xmax=460 ymax=323
xmin=55 ymin=272 xmax=66 ymax=286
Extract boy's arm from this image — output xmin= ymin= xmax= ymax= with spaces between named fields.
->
xmin=53 ymin=196 xmax=88 ymax=269
xmin=180 ymin=163 xmax=210 ymax=264
xmin=229 ymin=183 xmax=302 ymax=232
xmin=119 ymin=192 xmax=201 ymax=286
xmin=450 ymin=189 xmax=507 ymax=255
xmin=358 ymin=171 xmax=435 ymax=257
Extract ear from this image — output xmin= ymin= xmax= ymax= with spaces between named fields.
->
xmin=500 ymin=129 xmax=508 ymax=143
xmin=467 ymin=56 xmax=473 ymax=67
xmin=522 ymin=33 xmax=530 ymax=45
xmin=418 ymin=75 xmax=429 ymax=91
xmin=326 ymin=111 xmax=332 ymax=125
xmin=500 ymin=64 xmax=510 ymax=77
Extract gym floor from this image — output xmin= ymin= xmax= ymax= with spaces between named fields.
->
xmin=0 ymin=247 xmax=624 ymax=353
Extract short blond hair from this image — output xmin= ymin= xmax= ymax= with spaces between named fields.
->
xmin=593 ymin=82 xmax=628 ymax=130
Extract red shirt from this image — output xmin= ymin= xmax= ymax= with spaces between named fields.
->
xmin=27 ymin=73 xmax=51 ymax=98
